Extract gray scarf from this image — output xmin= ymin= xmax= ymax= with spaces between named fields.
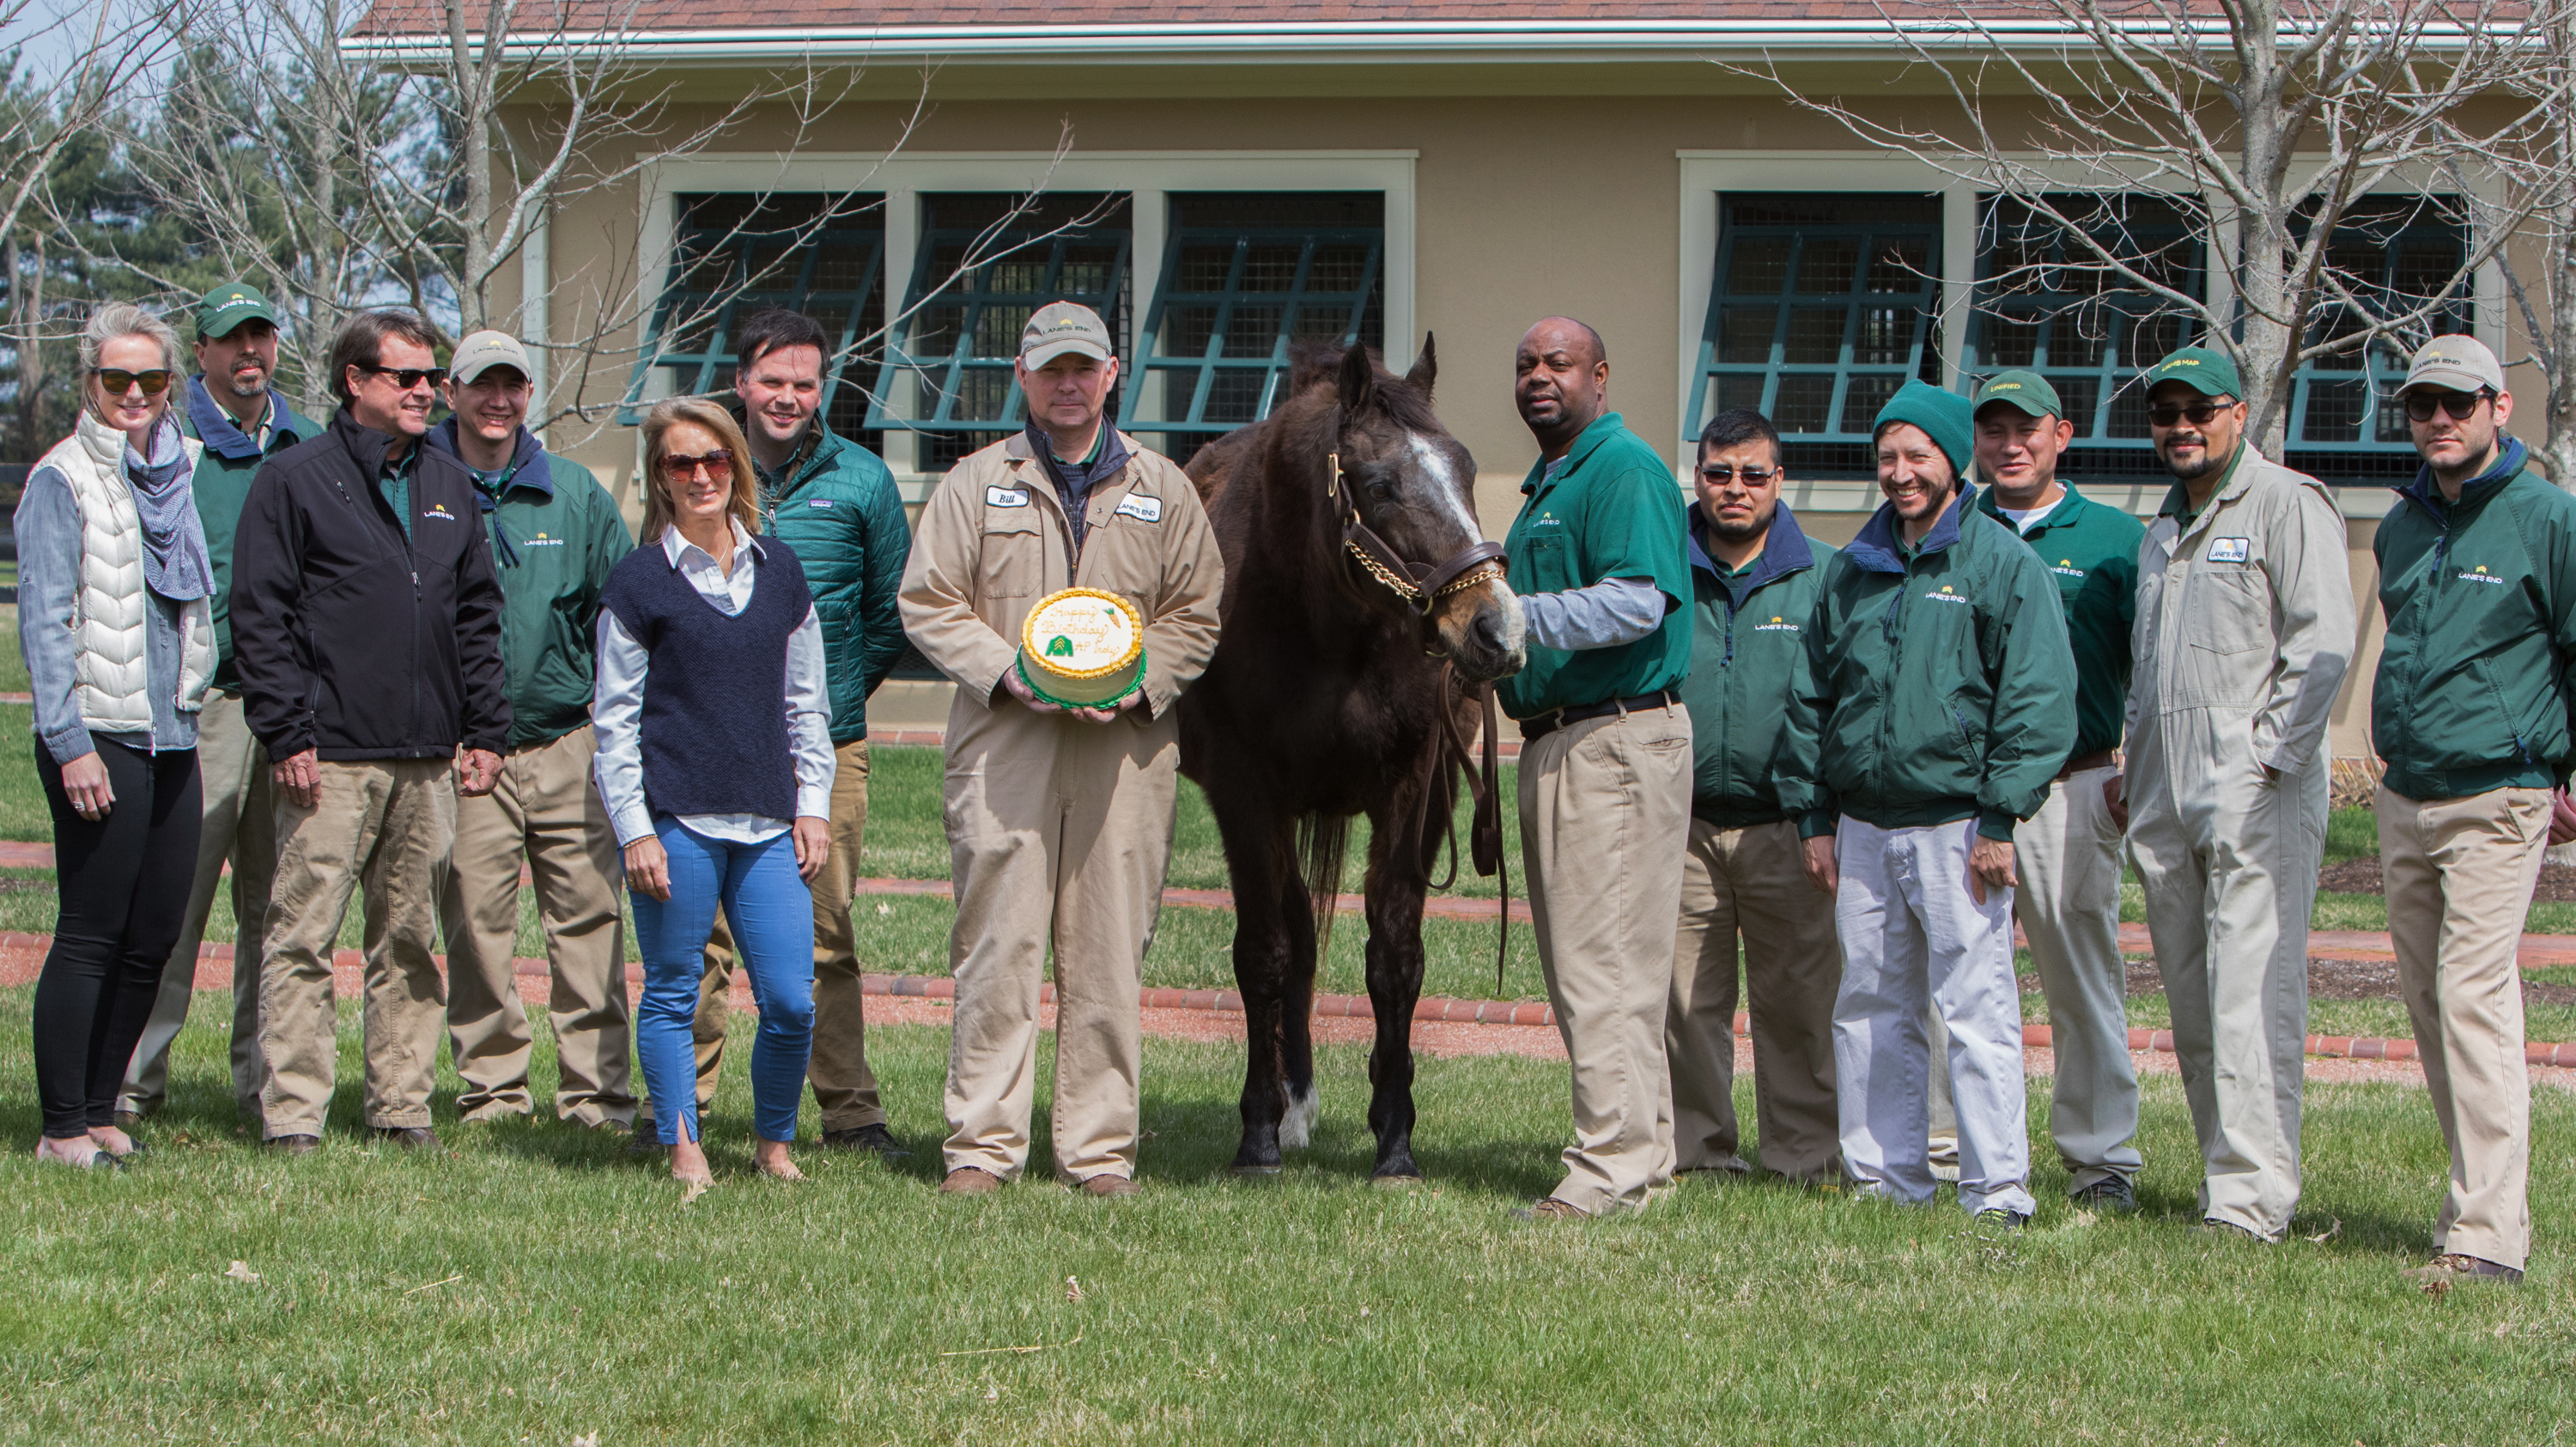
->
xmin=124 ymin=415 xmax=213 ymax=602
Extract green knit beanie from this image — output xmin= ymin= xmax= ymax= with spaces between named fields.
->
xmin=1872 ymin=379 xmax=1974 ymax=483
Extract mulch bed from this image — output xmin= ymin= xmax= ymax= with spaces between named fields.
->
xmin=2318 ymin=857 xmax=2576 ymax=903
xmin=2123 ymin=956 xmax=2576 ymax=1007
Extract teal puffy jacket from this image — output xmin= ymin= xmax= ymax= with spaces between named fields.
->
xmin=744 ymin=418 xmax=913 ymax=745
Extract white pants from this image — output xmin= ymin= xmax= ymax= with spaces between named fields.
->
xmin=1833 ymin=816 xmax=2035 ymax=1217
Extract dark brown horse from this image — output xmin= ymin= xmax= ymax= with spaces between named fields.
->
xmin=1177 ymin=337 xmax=1524 ymax=1183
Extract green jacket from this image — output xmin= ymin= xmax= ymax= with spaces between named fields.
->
xmin=1498 ymin=412 xmax=1692 ymax=720
xmin=1785 ymin=484 xmax=2077 ymax=840
xmin=1677 ymin=500 xmax=1832 ymax=829
xmin=1974 ymin=483 xmax=2144 ymax=760
xmin=742 ymin=415 xmax=913 ymax=746
xmin=178 ymin=376 xmax=319 ymax=690
xmin=424 ymin=421 xmax=633 ymax=752
xmin=2372 ymin=437 xmax=2576 ymax=799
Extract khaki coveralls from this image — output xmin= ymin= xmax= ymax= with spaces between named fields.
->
xmin=2125 ymin=445 xmax=2355 ymax=1240
xmin=899 ymin=432 xmax=1224 ymax=1184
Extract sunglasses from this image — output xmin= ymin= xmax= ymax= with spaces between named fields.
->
xmin=355 ymin=363 xmax=449 ymax=390
xmin=659 ymin=450 xmax=734 ymax=483
xmin=2147 ymin=400 xmax=2233 ymax=429
xmin=2403 ymin=389 xmax=2494 ymax=423
xmin=93 ymin=368 xmax=172 ymax=397
xmin=1698 ymin=465 xmax=1777 ymax=484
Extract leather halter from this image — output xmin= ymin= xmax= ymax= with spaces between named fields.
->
xmin=1323 ymin=414 xmax=1507 ymax=635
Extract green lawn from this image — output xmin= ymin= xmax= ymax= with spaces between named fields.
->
xmin=2 ymin=990 xmax=2569 ymax=1445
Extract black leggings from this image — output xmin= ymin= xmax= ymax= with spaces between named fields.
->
xmin=32 ymin=738 xmax=200 ymax=1138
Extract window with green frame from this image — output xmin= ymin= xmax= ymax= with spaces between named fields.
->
xmin=1691 ymin=193 xmax=1944 ymax=475
xmin=1964 ymin=194 xmax=2206 ymax=482
xmin=622 ymin=192 xmax=885 ymax=444
xmin=866 ymin=192 xmax=1132 ymax=474
xmin=2283 ymin=197 xmax=2472 ymax=482
xmin=1121 ymin=192 xmax=1384 ymax=465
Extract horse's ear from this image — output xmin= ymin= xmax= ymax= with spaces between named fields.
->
xmin=1405 ymin=333 xmax=1436 ymax=396
xmin=1336 ymin=341 xmax=1376 ymax=412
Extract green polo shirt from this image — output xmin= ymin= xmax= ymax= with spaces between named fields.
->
xmin=379 ymin=444 xmax=417 ymax=544
xmin=1975 ymin=483 xmax=2145 ymax=759
xmin=1497 ymin=412 xmax=1692 ymax=719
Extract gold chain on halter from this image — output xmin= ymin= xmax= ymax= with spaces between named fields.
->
xmin=1343 ymin=541 xmax=1504 ymax=605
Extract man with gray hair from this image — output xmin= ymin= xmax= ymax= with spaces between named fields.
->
xmin=2370 ymin=333 xmax=2569 ymax=1286
xmin=116 ymin=283 xmax=319 ymax=1128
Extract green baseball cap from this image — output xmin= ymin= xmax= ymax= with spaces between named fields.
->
xmin=2142 ymin=345 xmax=2242 ymax=400
xmin=196 ymin=283 xmax=279 ymax=340
xmin=1971 ymin=369 xmax=2064 ymax=419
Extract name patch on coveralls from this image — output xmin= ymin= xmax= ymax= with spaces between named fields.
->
xmin=2207 ymin=537 xmax=2251 ymax=563
xmin=986 ymin=487 xmax=1030 ymax=508
xmin=1114 ymin=494 xmax=1163 ymax=523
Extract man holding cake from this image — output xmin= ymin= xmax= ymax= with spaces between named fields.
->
xmin=899 ymin=301 xmax=1224 ymax=1198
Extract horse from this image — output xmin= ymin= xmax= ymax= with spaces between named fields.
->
xmin=1176 ymin=337 xmax=1526 ymax=1183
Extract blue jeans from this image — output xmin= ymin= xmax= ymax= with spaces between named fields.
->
xmin=631 ymin=820 xmax=814 ymax=1145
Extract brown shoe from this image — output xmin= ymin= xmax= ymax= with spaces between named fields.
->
xmin=939 ymin=1166 xmax=1005 ymax=1196
xmin=1078 ymin=1173 xmax=1139 ymax=1198
xmin=1512 ymin=1197 xmax=1587 ymax=1221
xmin=112 ymin=1110 xmax=145 ymax=1130
xmin=373 ymin=1127 xmax=444 ymax=1153
xmin=264 ymin=1134 xmax=321 ymax=1156
xmin=2410 ymin=1252 xmax=2524 ymax=1285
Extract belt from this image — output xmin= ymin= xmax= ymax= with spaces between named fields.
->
xmin=1518 ymin=689 xmax=1679 ymax=744
xmin=2057 ymin=749 xmax=2117 ymax=781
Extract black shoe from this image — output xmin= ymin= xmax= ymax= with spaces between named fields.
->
xmin=1974 ymin=1207 xmax=2032 ymax=1231
xmin=264 ymin=1134 xmax=321 ymax=1156
xmin=372 ymin=1127 xmax=443 ymax=1153
xmin=2069 ymin=1176 xmax=2136 ymax=1213
xmin=820 ymin=1123 xmax=912 ymax=1159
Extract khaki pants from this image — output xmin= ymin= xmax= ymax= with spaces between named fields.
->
xmin=2127 ymin=707 xmax=2326 ymax=1240
xmin=640 ymin=738 xmax=882 ymax=1134
xmin=943 ymin=698 xmax=1177 ymax=1183
xmin=258 ymin=758 xmax=456 ymax=1138
xmin=1666 ymin=816 xmax=1841 ymax=1183
xmin=1520 ymin=703 xmax=1693 ymax=1215
xmin=2379 ymin=783 xmax=2547 ymax=1274
xmin=439 ymin=725 xmax=634 ymax=1126
xmin=117 ymin=691 xmax=274 ymax=1118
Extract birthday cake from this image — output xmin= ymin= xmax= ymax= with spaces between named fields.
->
xmin=1017 ymin=587 xmax=1147 ymax=708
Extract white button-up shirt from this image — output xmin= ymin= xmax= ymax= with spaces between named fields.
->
xmin=591 ymin=517 xmax=833 ymax=848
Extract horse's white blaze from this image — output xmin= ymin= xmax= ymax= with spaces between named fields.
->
xmin=1280 ymin=1079 xmax=1320 ymax=1150
xmin=1407 ymin=431 xmax=1485 ymax=546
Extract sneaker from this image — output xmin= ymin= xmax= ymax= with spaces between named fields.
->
xmin=1974 ymin=1207 xmax=2031 ymax=1231
xmin=820 ymin=1123 xmax=912 ymax=1159
xmin=1511 ymin=1197 xmax=1588 ymax=1222
xmin=2069 ymin=1176 xmax=2137 ymax=1213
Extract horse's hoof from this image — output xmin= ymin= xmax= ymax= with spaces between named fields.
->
xmin=1231 ymin=1163 xmax=1284 ymax=1180
xmin=1371 ymin=1172 xmax=1425 ymax=1191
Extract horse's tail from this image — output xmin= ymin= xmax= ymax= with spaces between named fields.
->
xmin=1293 ymin=811 xmax=1350 ymax=979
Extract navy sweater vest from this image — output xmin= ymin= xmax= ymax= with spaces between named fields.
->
xmin=600 ymin=535 xmax=812 ymax=822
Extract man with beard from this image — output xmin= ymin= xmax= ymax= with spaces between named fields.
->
xmin=1499 ymin=317 xmax=1693 ymax=1220
xmin=1783 ymin=380 xmax=2074 ymax=1226
xmin=2117 ymin=346 xmax=2354 ymax=1243
xmin=1665 ymin=407 xmax=1842 ymax=1185
xmin=115 ymin=283 xmax=319 ymax=1127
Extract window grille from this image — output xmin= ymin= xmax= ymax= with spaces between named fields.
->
xmin=622 ymin=192 xmax=884 ymax=446
xmin=2283 ymin=198 xmax=2473 ymax=483
xmin=1692 ymin=193 xmax=1945 ymax=477
xmin=1121 ymin=192 xmax=1385 ymax=465
xmin=866 ymin=192 xmax=1132 ymax=474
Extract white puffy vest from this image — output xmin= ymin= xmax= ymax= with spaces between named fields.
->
xmin=33 ymin=413 xmax=216 ymax=736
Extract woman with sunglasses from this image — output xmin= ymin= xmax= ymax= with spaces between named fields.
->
xmin=593 ymin=398 xmax=831 ymax=1189
xmin=14 ymin=303 xmax=217 ymax=1168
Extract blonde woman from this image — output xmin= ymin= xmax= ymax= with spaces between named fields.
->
xmin=592 ymin=398 xmax=831 ymax=1187
xmin=15 ymin=302 xmax=216 ymax=1167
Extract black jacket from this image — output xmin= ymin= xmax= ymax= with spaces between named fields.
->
xmin=232 ymin=409 xmax=510 ymax=760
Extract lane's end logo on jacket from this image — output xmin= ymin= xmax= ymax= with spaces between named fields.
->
xmin=2050 ymin=557 xmax=2085 ymax=580
xmin=423 ymin=502 xmax=459 ymax=522
xmin=1754 ymin=614 xmax=1801 ymax=634
xmin=2458 ymin=562 xmax=2506 ymax=586
xmin=524 ymin=531 xmax=566 ymax=549
xmin=1923 ymin=584 xmax=1971 ymax=605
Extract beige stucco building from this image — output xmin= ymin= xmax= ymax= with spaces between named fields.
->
xmin=362 ymin=3 xmax=2548 ymax=759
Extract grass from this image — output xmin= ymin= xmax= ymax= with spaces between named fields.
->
xmin=2 ymin=989 xmax=2571 ymax=1445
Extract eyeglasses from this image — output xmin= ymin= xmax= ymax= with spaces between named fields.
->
xmin=2147 ymin=400 xmax=2233 ymax=429
xmin=658 ymin=450 xmax=733 ymax=483
xmin=2403 ymin=389 xmax=2494 ymax=423
xmin=93 ymin=368 xmax=172 ymax=397
xmin=1698 ymin=465 xmax=1777 ymax=485
xmin=354 ymin=364 xmax=448 ymax=391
